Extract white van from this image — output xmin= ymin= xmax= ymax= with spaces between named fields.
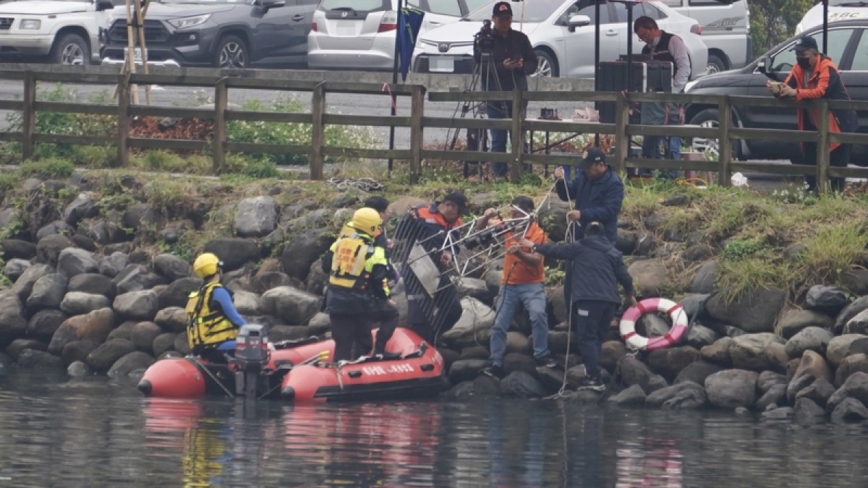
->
xmin=659 ymin=0 xmax=751 ymax=73
xmin=797 ymin=0 xmax=868 ymax=34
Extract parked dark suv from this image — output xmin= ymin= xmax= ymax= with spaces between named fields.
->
xmin=100 ymin=0 xmax=316 ymax=68
xmin=684 ymin=20 xmax=868 ymax=164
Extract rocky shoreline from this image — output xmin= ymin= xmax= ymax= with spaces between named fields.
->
xmin=2 ymin=171 xmax=868 ymax=423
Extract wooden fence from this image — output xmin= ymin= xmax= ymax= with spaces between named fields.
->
xmin=2 ymin=66 xmax=868 ymax=191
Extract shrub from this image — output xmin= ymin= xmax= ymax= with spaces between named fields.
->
xmin=18 ymin=157 xmax=75 ymax=179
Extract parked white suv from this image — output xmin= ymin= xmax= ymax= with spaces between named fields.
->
xmin=662 ymin=0 xmax=751 ymax=73
xmin=0 ymin=0 xmax=121 ymax=65
xmin=797 ymin=0 xmax=868 ymax=34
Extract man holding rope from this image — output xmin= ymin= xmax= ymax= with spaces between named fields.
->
xmin=554 ymin=147 xmax=624 ymax=244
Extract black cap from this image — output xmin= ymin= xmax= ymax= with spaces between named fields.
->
xmin=792 ymin=36 xmax=818 ymax=53
xmin=443 ymin=191 xmax=469 ymax=215
xmin=579 ymin=146 xmax=607 ymax=168
xmin=493 ymin=1 xmax=513 ymax=17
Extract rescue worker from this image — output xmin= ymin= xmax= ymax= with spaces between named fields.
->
xmin=186 ymin=253 xmax=246 ymax=362
xmin=322 ymin=207 xmax=400 ymax=362
xmin=770 ymin=35 xmax=858 ymax=192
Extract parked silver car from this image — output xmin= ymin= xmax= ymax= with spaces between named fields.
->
xmin=663 ymin=0 xmax=751 ymax=73
xmin=412 ymin=0 xmax=708 ymax=80
xmin=308 ymin=0 xmax=489 ymax=70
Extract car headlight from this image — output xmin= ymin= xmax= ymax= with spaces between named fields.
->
xmin=19 ymin=19 xmax=41 ymax=30
xmin=168 ymin=14 xmax=210 ymax=29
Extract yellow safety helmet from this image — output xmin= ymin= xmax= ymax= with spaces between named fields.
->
xmin=193 ymin=253 xmax=223 ymax=279
xmin=348 ymin=207 xmax=381 ymax=236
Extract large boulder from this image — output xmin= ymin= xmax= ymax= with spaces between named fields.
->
xmin=4 ymin=258 xmax=32 ymax=282
xmin=62 ymin=192 xmax=98 ymax=226
xmin=234 ymin=196 xmax=278 ymax=238
xmin=17 ymin=349 xmax=63 ymax=371
xmin=728 ymin=333 xmax=788 ymax=372
xmin=827 ymin=372 xmax=868 ymax=413
xmin=60 ymin=292 xmax=111 ymax=316
xmin=843 ymin=309 xmax=868 ymax=335
xmin=47 ymin=308 xmax=115 ymax=354
xmin=154 ymin=307 xmax=187 ymax=333
xmin=26 ymin=309 xmax=67 ymax=342
xmin=673 ymin=360 xmax=723 ymax=386
xmin=757 ymin=370 xmax=788 ymax=394
xmin=645 ymin=381 xmax=708 ymax=409
xmin=806 ymin=285 xmax=850 ymax=315
xmin=158 ymin=277 xmax=202 ymax=309
xmin=25 ymin=273 xmax=67 ymax=312
xmin=500 ymin=371 xmax=547 ymax=398
xmin=10 ymin=263 xmax=52 ymax=301
xmin=775 ymin=309 xmax=833 ymax=339
xmin=152 ymin=254 xmax=191 ymax=282
xmin=280 ymin=229 xmax=333 ymax=281
xmin=260 ymin=286 xmax=322 ymax=325
xmin=113 ymin=290 xmax=159 ymax=321
xmin=794 ymin=377 xmax=836 ymax=408
xmin=2 ymin=238 xmax=36 ymax=260
xmin=706 ymin=287 xmax=786 ymax=333
xmin=107 ymin=351 xmax=155 ymax=378
xmin=112 ymin=265 xmax=165 ymax=296
xmin=254 ymin=271 xmax=301 ymax=295
xmin=68 ymin=273 xmax=114 ymax=298
xmin=86 ymin=338 xmax=136 ymax=372
xmin=704 ymin=369 xmax=759 ymax=409
xmin=130 ymin=322 xmax=164 ymax=354
xmin=785 ymin=326 xmax=833 ymax=359
xmin=826 ymin=334 xmax=868 ymax=367
xmin=627 ymin=259 xmax=670 ymax=297
xmin=233 ymin=290 xmax=262 ymax=316
xmin=203 ymin=238 xmax=261 ymax=272
xmin=56 ymin=248 xmax=99 ymax=278
xmin=448 ymin=359 xmax=488 ymax=384
xmin=830 ymin=397 xmax=868 ymax=424
xmin=755 ymin=384 xmax=787 ymax=411
xmin=787 ymin=350 xmax=833 ymax=404
xmin=98 ymin=252 xmax=128 ymax=278
xmin=686 ymin=324 xmax=720 ymax=349
xmin=61 ymin=340 xmax=100 ymax=366
xmin=619 ymin=355 xmax=668 ymax=394
xmin=153 ymin=333 xmax=177 ymax=357
xmin=793 ymin=397 xmax=826 ymax=425
xmin=607 ymin=384 xmax=647 ymax=407
xmin=835 ymin=354 xmax=868 ymax=388
xmin=536 ymin=199 xmax=571 ymax=242
xmin=700 ymin=336 xmax=734 ymax=366
xmin=35 ymin=234 xmax=72 ymax=266
xmin=0 ymin=292 xmax=27 ymax=346
xmin=690 ymin=261 xmax=719 ymax=294
xmin=647 ymin=346 xmax=701 ymax=380
xmin=441 ymin=297 xmax=496 ymax=347
xmin=833 ymin=296 xmax=868 ymax=335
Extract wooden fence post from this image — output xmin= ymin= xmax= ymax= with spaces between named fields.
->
xmin=310 ymin=83 xmax=326 ymax=181
xmin=409 ymin=85 xmax=425 ymax=184
xmin=22 ymin=71 xmax=35 ymax=161
xmin=117 ymin=74 xmax=130 ymax=168
xmin=509 ymin=88 xmax=525 ymax=184
xmin=816 ymin=100 xmax=830 ymax=193
xmin=614 ymin=91 xmax=629 ymax=174
xmin=213 ymin=79 xmax=228 ymax=174
xmin=717 ymin=96 xmax=732 ymax=186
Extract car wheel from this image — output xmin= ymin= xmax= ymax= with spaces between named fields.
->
xmin=216 ymin=35 xmax=248 ymax=69
xmin=688 ymin=108 xmax=722 ymax=157
xmin=532 ymin=49 xmax=558 ymax=78
xmin=706 ymin=54 xmax=726 ymax=74
xmin=51 ymin=33 xmax=90 ymax=66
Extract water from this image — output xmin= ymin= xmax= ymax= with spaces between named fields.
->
xmin=0 ymin=370 xmax=866 ymax=488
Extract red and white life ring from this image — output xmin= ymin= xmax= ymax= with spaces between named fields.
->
xmin=619 ymin=298 xmax=688 ymax=351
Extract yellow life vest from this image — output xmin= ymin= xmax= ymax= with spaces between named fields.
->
xmin=329 ymin=232 xmax=390 ymax=297
xmin=185 ymin=282 xmax=238 ymax=350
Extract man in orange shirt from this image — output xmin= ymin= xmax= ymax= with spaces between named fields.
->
xmin=476 ymin=196 xmax=555 ymax=378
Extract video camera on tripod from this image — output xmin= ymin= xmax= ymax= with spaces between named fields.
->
xmin=475 ymin=19 xmax=495 ymax=56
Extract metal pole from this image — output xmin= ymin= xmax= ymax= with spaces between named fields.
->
xmin=626 ymin=2 xmax=633 ymax=93
xmin=594 ymin=0 xmax=601 ymax=145
xmin=388 ymin=0 xmax=402 ymax=173
xmin=823 ymin=0 xmax=828 ymax=53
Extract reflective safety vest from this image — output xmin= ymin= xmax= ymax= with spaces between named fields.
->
xmin=186 ymin=282 xmax=239 ymax=350
xmin=329 ymin=232 xmax=390 ymax=297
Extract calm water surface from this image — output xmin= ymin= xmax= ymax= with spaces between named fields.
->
xmin=0 ymin=370 xmax=865 ymax=487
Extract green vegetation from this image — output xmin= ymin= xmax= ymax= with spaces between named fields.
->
xmin=749 ymin=0 xmax=814 ymax=58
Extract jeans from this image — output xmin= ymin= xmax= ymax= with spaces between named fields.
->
xmin=803 ymin=142 xmax=852 ymax=192
xmin=486 ymin=103 xmax=512 ymax=178
xmin=572 ymin=300 xmax=617 ymax=379
xmin=489 ymin=282 xmax=550 ymax=367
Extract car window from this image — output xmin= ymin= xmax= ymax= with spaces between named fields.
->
xmin=561 ymin=0 xmax=611 ymax=25
xmin=659 ymin=0 xmax=682 ymax=7
xmin=638 ymin=3 xmax=662 ymax=20
xmin=319 ymin=0 xmax=390 ymax=12
xmin=464 ymin=0 xmax=489 ymax=13
xmin=769 ymin=29 xmax=854 ymax=72
xmin=426 ymin=0 xmax=462 ymax=16
xmin=849 ymin=30 xmax=868 ymax=70
xmin=688 ymin=0 xmax=726 ymax=5
xmin=466 ymin=0 xmax=563 ymax=21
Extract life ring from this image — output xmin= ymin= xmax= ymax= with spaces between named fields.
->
xmin=619 ymin=298 xmax=688 ymax=351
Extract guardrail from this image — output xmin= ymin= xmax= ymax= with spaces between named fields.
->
xmin=0 ymin=65 xmax=867 ymax=191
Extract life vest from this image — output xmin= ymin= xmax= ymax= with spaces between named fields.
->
xmin=329 ymin=232 xmax=377 ymax=291
xmin=186 ymin=282 xmax=238 ymax=350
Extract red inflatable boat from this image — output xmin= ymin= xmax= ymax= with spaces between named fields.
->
xmin=137 ymin=327 xmax=447 ymax=402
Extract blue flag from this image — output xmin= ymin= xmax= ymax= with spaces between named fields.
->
xmin=397 ymin=7 xmax=425 ymax=82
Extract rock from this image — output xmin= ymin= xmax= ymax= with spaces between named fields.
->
xmin=806 ymin=285 xmax=850 ymax=315
xmin=122 ymin=203 xmax=162 ymax=231
xmin=60 ymin=292 xmax=111 ymax=316
xmin=620 ymin=356 xmax=668 ymax=394
xmin=107 ymin=321 xmax=136 ymax=341
xmin=706 ymin=288 xmax=786 ymax=333
xmin=616 ymin=230 xmax=638 ymax=255
xmin=173 ymin=333 xmax=191 ymax=355
xmin=130 ymin=322 xmax=163 ymax=354
xmin=795 ymin=377 xmax=836 ymax=408
xmin=203 ymin=238 xmax=261 ymax=272
xmin=826 ymin=334 xmax=868 ymax=367
xmin=154 ymin=307 xmax=187 ymax=333
xmin=830 ymin=398 xmax=868 ymax=424
xmin=755 ymin=384 xmax=787 ymax=411
xmin=67 ymin=361 xmax=92 ymax=377
xmin=776 ymin=309 xmax=833 ymax=339
xmin=25 ymin=273 xmax=67 ymax=312
xmin=17 ymin=349 xmax=63 ymax=371
xmin=113 ymin=290 xmax=159 ymax=321
xmin=686 ymin=324 xmax=719 ymax=349
xmin=233 ymin=290 xmax=261 ymax=316
xmin=441 ymin=297 xmax=495 ymax=347
xmin=260 ymin=286 xmax=322 ymax=326
xmin=700 ymin=337 xmax=733 ymax=366
xmin=61 ymin=340 xmax=100 ymax=366
xmin=153 ymin=333 xmax=177 ymax=357
xmin=112 ymin=265 xmax=165 ymax=296
xmin=505 ymin=331 xmax=531 ymax=355
xmin=10 ymin=263 xmax=52 ymax=301
xmin=608 ymin=384 xmax=647 ymax=406
xmin=68 ymin=273 xmax=114 ymax=298
xmin=502 ymin=353 xmax=538 ymax=377
xmin=600 ymin=341 xmax=626 ymax=371
xmin=627 ymin=259 xmax=670 ymax=297
xmin=153 ymin=254 xmax=191 ymax=282
xmin=835 ymin=354 xmax=868 ymax=388
xmin=674 ymin=361 xmax=722 ymax=386
xmin=787 ymin=350 xmax=833 ymax=404
xmin=690 ymin=261 xmax=719 ymax=294
xmin=35 ymin=234 xmax=72 ymax=266
xmin=71 ymin=234 xmax=96 ymax=252
xmin=107 ymin=351 xmax=155 ymax=378
xmin=6 ymin=338 xmax=47 ymax=360
xmin=234 ymin=196 xmax=278 ymax=238
xmin=56 ymin=248 xmax=99 ymax=278
xmin=2 ymin=239 xmax=36 ymax=260
xmin=793 ymin=397 xmax=826 ymax=425
xmin=536 ymin=199 xmax=571 ymax=242
xmin=757 ymin=371 xmax=788 ymax=394
xmin=26 ymin=309 xmax=66 ymax=342
xmin=253 ymin=271 xmax=302 ymax=295
xmin=47 ymin=308 xmax=115 ymax=354
xmin=483 ymin=270 xmax=503 ymax=298
xmin=99 ymin=252 xmax=128 ymax=278
xmin=456 ymin=278 xmax=493 ymax=304
xmin=648 ymin=346 xmax=701 ymax=379
xmin=0 ymin=293 xmax=27 ymax=346
xmin=827 ymin=372 xmax=868 ymax=413
xmin=634 ymin=233 xmax=655 ymax=256
xmin=62 ymin=193 xmax=98 ymax=226
xmin=843 ymin=269 xmax=868 ymax=296
xmin=472 ymin=375 xmax=501 ymax=396
xmin=87 ymin=338 xmax=137 ymax=371
xmin=704 ymin=369 xmax=758 ymax=409
xmin=729 ymin=333 xmax=787 ymax=372
xmin=158 ymin=277 xmax=202 ymax=309
xmin=645 ymin=381 xmax=708 ymax=409
xmin=785 ymin=327 xmax=833 ymax=359
xmin=441 ymin=381 xmax=476 ymax=400
xmin=4 ymin=259 xmax=31 ymax=282
xmin=280 ymin=229 xmax=332 ymax=281
xmin=833 ymin=296 xmax=868 ymax=335
xmin=448 ymin=359 xmax=488 ymax=384
xmin=500 ymin=371 xmax=547 ymax=398
xmin=682 ymin=245 xmax=711 ymax=262
xmin=761 ymin=406 xmax=794 ymax=420
xmin=307 ymin=312 xmax=330 ymax=328
xmin=638 ymin=313 xmax=672 ymax=339
xmin=844 ymin=308 xmax=868 ymax=336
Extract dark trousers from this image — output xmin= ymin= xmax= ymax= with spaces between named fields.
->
xmin=330 ymin=301 xmax=399 ymax=362
xmin=572 ymin=300 xmax=617 ymax=379
xmin=486 ymin=103 xmax=513 ymax=178
xmin=803 ymin=142 xmax=852 ymax=192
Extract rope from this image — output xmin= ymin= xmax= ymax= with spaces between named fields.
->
xmin=191 ymin=357 xmax=235 ymax=399
xmin=326 ymin=177 xmax=384 ymax=192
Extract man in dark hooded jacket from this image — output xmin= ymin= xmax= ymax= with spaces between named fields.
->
xmin=522 ymin=222 xmax=636 ymax=392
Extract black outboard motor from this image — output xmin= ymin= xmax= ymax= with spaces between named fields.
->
xmin=232 ymin=324 xmax=270 ymax=398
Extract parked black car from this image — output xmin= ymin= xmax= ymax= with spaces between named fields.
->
xmin=100 ymin=0 xmax=316 ymax=68
xmin=685 ymin=20 xmax=868 ymax=164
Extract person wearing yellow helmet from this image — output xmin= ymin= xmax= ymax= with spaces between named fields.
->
xmin=322 ymin=207 xmax=400 ymax=362
xmin=186 ymin=252 xmax=246 ymax=361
